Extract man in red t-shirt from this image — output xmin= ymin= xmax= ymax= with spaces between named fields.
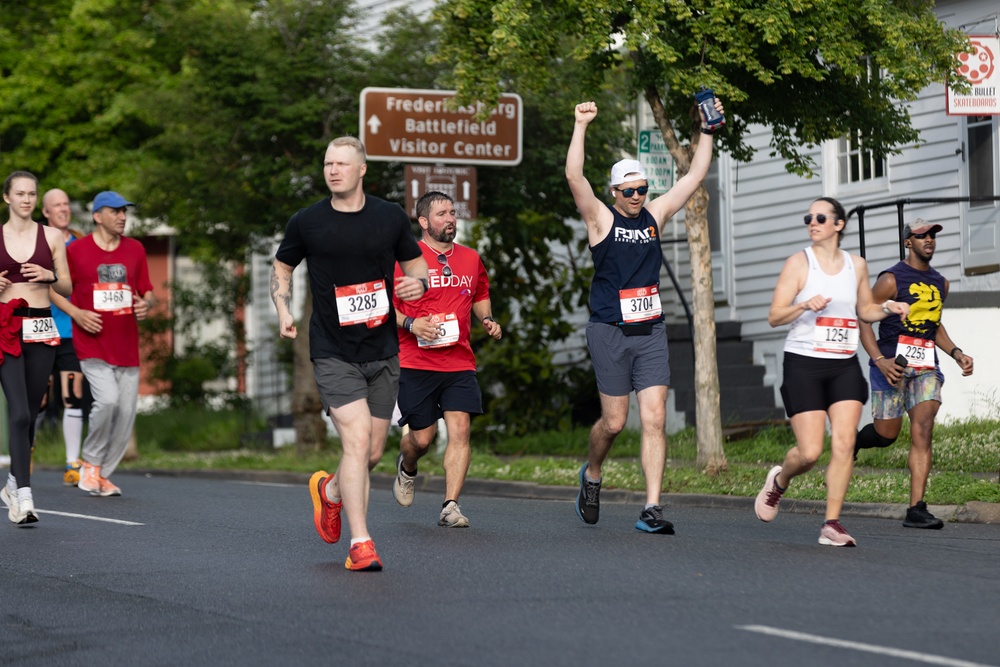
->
xmin=391 ymin=191 xmax=502 ymax=527
xmin=66 ymin=191 xmax=154 ymax=497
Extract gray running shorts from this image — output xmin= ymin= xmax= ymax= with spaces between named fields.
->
xmin=586 ymin=321 xmax=670 ymax=396
xmin=313 ymin=356 xmax=400 ymax=420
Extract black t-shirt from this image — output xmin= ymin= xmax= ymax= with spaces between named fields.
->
xmin=275 ymin=194 xmax=421 ymax=362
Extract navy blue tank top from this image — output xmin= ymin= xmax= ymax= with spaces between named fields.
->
xmin=875 ymin=260 xmax=946 ymax=360
xmin=588 ymin=205 xmax=663 ymax=324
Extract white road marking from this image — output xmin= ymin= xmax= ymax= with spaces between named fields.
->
xmin=736 ymin=625 xmax=997 ymax=667
xmin=230 ymin=481 xmax=299 ymax=488
xmin=35 ymin=509 xmax=144 ymax=526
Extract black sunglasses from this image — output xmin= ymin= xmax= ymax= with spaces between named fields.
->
xmin=803 ymin=213 xmax=839 ymax=225
xmin=436 ymin=253 xmax=452 ymax=277
xmin=616 ymin=186 xmax=649 ymax=198
xmin=910 ymin=231 xmax=937 ymax=240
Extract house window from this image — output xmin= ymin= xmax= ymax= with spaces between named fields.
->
xmin=837 ymin=131 xmax=886 ymax=184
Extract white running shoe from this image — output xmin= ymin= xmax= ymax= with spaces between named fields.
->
xmin=438 ymin=502 xmax=470 ymax=528
xmin=392 ymin=452 xmax=415 ymax=507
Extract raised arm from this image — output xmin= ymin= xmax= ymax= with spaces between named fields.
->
xmin=566 ymin=102 xmax=612 ymax=244
xmin=645 ymin=97 xmax=724 ymax=227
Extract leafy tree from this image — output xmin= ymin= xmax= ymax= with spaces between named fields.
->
xmin=432 ymin=0 xmax=968 ymax=472
xmin=359 ymin=13 xmax=635 ymax=437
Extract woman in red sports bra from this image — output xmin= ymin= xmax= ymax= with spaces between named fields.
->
xmin=0 ymin=171 xmax=72 ymax=525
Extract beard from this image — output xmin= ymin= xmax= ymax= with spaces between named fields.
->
xmin=429 ymin=225 xmax=457 ymax=244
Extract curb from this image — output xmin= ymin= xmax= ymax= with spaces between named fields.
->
xmin=119 ymin=467 xmax=1000 ymax=525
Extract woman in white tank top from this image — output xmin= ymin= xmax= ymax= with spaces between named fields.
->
xmin=753 ymin=197 xmax=910 ymax=547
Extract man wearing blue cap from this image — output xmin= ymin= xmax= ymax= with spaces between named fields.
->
xmin=565 ymin=98 xmax=722 ymax=534
xmin=67 ymin=191 xmax=155 ymax=497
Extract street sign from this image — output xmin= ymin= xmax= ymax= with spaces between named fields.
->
xmin=360 ymin=87 xmax=522 ymax=166
xmin=404 ymin=165 xmax=477 ymax=220
xmin=637 ymin=129 xmax=675 ymax=194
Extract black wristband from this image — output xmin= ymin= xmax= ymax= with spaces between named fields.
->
xmin=482 ymin=316 xmax=494 ymax=324
xmin=950 ymin=347 xmax=963 ymax=359
xmin=41 ymin=271 xmax=58 ymax=284
xmin=700 ymin=127 xmax=715 ymax=135
xmin=403 ymin=316 xmax=414 ymax=332
xmin=418 ymin=278 xmax=428 ymax=292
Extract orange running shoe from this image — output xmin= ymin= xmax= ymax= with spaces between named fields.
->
xmin=309 ymin=470 xmax=342 ymax=544
xmin=79 ymin=462 xmax=101 ymax=496
xmin=97 ymin=476 xmax=122 ymax=497
xmin=345 ymin=540 xmax=383 ymax=571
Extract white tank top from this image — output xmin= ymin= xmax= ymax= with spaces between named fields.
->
xmin=783 ymin=247 xmax=859 ymax=359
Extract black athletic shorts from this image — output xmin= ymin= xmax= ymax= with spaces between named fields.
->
xmin=780 ymin=352 xmax=868 ymax=418
xmin=52 ymin=339 xmax=82 ymax=374
xmin=396 ymin=369 xmax=483 ymax=431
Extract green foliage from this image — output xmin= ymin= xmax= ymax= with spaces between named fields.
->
xmin=433 ymin=0 xmax=969 ymax=176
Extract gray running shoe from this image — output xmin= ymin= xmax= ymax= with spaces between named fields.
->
xmin=575 ymin=464 xmax=600 ymax=524
xmin=438 ymin=502 xmax=470 ymax=527
xmin=392 ymin=452 xmax=415 ymax=507
xmin=636 ymin=505 xmax=675 ymax=534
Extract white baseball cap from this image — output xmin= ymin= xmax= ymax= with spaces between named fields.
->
xmin=610 ymin=159 xmax=647 ymax=186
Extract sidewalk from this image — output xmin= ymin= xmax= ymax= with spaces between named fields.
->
xmin=125 ymin=467 xmax=1000 ymax=525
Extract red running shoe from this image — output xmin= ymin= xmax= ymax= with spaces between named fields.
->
xmin=309 ymin=470 xmax=342 ymax=544
xmin=345 ymin=540 xmax=383 ymax=572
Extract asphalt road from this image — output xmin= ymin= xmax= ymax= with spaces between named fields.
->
xmin=1 ymin=472 xmax=998 ymax=667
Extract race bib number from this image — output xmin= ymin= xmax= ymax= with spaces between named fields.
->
xmin=417 ymin=312 xmax=460 ymax=348
xmin=93 ymin=282 xmax=134 ymax=315
xmin=335 ymin=280 xmax=389 ymax=328
xmin=895 ymin=335 xmax=935 ymax=370
xmin=619 ymin=285 xmax=662 ymax=323
xmin=813 ymin=317 xmax=859 ymax=355
xmin=22 ymin=317 xmax=60 ymax=346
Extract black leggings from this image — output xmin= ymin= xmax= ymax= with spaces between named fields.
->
xmin=2 ymin=342 xmax=57 ymax=488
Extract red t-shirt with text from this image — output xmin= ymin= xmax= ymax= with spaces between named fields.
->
xmin=67 ymin=235 xmax=153 ymax=367
xmin=393 ymin=241 xmax=490 ymax=372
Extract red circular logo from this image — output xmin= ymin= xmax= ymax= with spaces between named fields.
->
xmin=957 ymin=40 xmax=996 ymax=84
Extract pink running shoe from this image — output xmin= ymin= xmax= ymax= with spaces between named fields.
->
xmin=818 ymin=520 xmax=857 ymax=547
xmin=754 ymin=465 xmax=784 ymax=522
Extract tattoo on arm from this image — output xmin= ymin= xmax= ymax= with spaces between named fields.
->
xmin=270 ymin=265 xmax=292 ymax=310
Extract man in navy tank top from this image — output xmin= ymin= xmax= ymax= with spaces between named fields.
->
xmin=855 ymin=219 xmax=974 ymax=529
xmin=566 ymin=97 xmax=723 ymax=534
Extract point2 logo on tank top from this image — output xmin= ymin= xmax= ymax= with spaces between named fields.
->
xmin=904 ymin=282 xmax=942 ymax=336
xmin=98 ymin=263 xmax=128 ymax=283
xmin=613 ymin=225 xmax=657 ymax=243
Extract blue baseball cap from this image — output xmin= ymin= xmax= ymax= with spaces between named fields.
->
xmin=92 ymin=191 xmax=134 ymax=211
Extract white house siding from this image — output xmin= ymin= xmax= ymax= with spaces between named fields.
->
xmin=726 ymin=0 xmax=1000 ymax=420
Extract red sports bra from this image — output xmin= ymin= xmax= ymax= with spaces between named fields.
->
xmin=0 ymin=224 xmax=54 ymax=283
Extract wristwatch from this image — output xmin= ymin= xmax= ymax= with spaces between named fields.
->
xmin=418 ymin=278 xmax=429 ymax=292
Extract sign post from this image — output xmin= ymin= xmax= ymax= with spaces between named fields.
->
xmin=637 ymin=129 xmax=675 ymax=194
xmin=360 ymin=87 xmax=522 ymax=165
xmin=404 ymin=165 xmax=477 ymax=220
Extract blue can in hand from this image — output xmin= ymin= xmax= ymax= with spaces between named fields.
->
xmin=695 ymin=86 xmax=725 ymax=131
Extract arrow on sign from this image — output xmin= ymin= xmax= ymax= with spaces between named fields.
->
xmin=367 ymin=115 xmax=382 ymax=135
xmin=462 ymin=181 xmax=470 ymax=200
xmin=411 ymin=179 xmax=419 ymax=199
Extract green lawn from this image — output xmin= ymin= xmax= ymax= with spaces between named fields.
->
xmin=26 ymin=408 xmax=1000 ymax=506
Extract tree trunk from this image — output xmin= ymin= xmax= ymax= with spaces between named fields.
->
xmin=292 ymin=279 xmax=327 ymax=453
xmin=684 ymin=186 xmax=727 ymax=474
xmin=643 ymin=86 xmax=728 ymax=474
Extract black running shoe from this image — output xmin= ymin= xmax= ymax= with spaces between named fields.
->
xmin=903 ymin=501 xmax=944 ymax=529
xmin=575 ymin=464 xmax=600 ymax=524
xmin=636 ymin=505 xmax=674 ymax=534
